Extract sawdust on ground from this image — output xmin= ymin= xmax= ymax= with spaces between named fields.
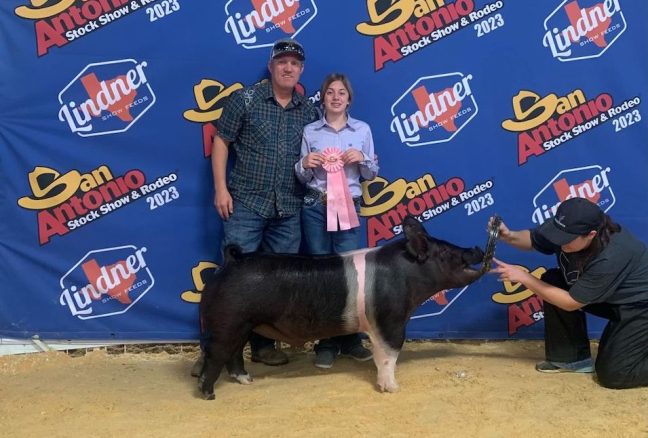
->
xmin=1 ymin=340 xmax=647 ymax=437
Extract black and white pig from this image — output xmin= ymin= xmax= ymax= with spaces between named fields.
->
xmin=198 ymin=216 xmax=486 ymax=400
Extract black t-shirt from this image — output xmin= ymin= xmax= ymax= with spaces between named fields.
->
xmin=530 ymin=226 xmax=648 ymax=305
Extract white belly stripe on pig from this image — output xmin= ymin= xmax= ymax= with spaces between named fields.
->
xmin=343 ymin=248 xmax=401 ymax=392
xmin=341 ymin=248 xmax=376 ymax=333
xmin=352 ymin=252 xmax=370 ymax=332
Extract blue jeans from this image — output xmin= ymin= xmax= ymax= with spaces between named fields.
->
xmin=301 ymin=199 xmax=364 ymax=354
xmin=301 ymin=200 xmax=361 ymax=255
xmin=222 ymin=200 xmax=301 ymax=352
xmin=223 ymin=200 xmax=301 ymax=254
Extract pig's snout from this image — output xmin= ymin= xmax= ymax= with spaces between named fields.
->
xmin=462 ymin=247 xmax=485 ymax=266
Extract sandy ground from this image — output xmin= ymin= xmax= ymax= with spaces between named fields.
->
xmin=1 ymin=340 xmax=647 ymax=438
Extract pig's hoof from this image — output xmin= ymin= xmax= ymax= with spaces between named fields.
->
xmin=230 ymin=372 xmax=253 ymax=385
xmin=378 ymin=381 xmax=400 ymax=393
xmin=199 ymin=383 xmax=215 ymax=400
xmin=198 ymin=375 xmax=215 ymax=400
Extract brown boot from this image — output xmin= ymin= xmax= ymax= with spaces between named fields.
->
xmin=190 ymin=353 xmax=204 ymax=377
xmin=251 ymin=346 xmax=289 ymax=366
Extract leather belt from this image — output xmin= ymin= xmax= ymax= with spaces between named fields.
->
xmin=305 ymin=189 xmax=361 ymax=206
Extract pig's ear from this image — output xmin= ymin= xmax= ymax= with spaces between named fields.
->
xmin=403 ymin=216 xmax=425 ymax=235
xmin=406 ymin=235 xmax=429 ymax=262
xmin=404 ymin=218 xmax=428 ymax=262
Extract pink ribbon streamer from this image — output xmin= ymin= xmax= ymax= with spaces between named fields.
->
xmin=321 ymin=147 xmax=360 ymax=231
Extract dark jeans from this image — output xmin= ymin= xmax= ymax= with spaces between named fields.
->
xmin=301 ymin=197 xmax=361 ymax=254
xmin=223 ymin=200 xmax=301 ymax=353
xmin=541 ymin=268 xmax=648 ymax=389
xmin=315 ymin=333 xmax=364 ymax=355
xmin=302 ymin=199 xmax=364 ymax=354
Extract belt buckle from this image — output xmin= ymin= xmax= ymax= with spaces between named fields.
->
xmin=304 ymin=190 xmax=318 ymax=206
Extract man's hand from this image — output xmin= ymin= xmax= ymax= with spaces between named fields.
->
xmin=214 ymin=189 xmax=233 ymax=220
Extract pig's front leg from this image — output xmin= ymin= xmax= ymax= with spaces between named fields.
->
xmin=369 ymin=334 xmax=401 ymax=393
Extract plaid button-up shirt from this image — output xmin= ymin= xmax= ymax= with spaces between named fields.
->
xmin=216 ymin=81 xmax=317 ymax=218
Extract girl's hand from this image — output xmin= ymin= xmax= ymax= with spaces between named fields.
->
xmin=342 ymin=148 xmax=364 ymax=164
xmin=302 ymin=152 xmax=325 ymax=169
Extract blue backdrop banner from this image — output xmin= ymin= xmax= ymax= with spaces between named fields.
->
xmin=1 ymin=0 xmax=646 ymax=341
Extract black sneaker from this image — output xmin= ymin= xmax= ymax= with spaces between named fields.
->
xmin=314 ymin=349 xmax=337 ymax=369
xmin=535 ymin=359 xmax=593 ymax=373
xmin=341 ymin=344 xmax=373 ymax=362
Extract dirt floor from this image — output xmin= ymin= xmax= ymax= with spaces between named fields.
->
xmin=1 ymin=340 xmax=647 ymax=438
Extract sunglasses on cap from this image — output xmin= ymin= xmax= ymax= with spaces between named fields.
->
xmin=270 ymin=40 xmax=305 ymax=61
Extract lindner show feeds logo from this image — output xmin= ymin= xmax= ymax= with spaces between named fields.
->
xmin=15 ymin=0 xmax=180 ymax=57
xmin=542 ymin=0 xmax=626 ymax=61
xmin=59 ymin=245 xmax=154 ymax=319
xmin=360 ymin=171 xmax=495 ymax=247
xmin=491 ymin=266 xmax=547 ymax=335
xmin=391 ymin=73 xmax=478 ymax=147
xmin=183 ymin=79 xmax=244 ymax=158
xmin=17 ymin=164 xmax=180 ymax=245
xmin=356 ymin=0 xmax=506 ymax=71
xmin=224 ymin=0 xmax=317 ymax=48
xmin=58 ymin=59 xmax=155 ymax=137
xmin=531 ymin=165 xmax=614 ymax=226
xmin=502 ymin=88 xmax=643 ymax=166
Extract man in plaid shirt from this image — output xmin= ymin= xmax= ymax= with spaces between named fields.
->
xmin=210 ymin=39 xmax=317 ymax=366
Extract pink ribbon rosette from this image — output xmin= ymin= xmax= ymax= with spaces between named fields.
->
xmin=321 ymin=147 xmax=360 ymax=232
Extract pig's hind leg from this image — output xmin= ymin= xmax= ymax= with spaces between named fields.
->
xmin=226 ymin=345 xmax=253 ymax=384
xmin=199 ymin=322 xmax=253 ymax=400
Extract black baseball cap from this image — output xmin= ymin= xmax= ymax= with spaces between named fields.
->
xmin=538 ymin=197 xmax=605 ymax=245
xmin=270 ymin=38 xmax=305 ymax=61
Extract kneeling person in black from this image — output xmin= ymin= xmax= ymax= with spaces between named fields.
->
xmin=491 ymin=198 xmax=648 ymax=389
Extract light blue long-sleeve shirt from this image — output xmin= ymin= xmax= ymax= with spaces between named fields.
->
xmin=295 ymin=114 xmax=379 ymax=198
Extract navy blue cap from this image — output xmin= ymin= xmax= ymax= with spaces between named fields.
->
xmin=538 ymin=198 xmax=604 ymax=245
